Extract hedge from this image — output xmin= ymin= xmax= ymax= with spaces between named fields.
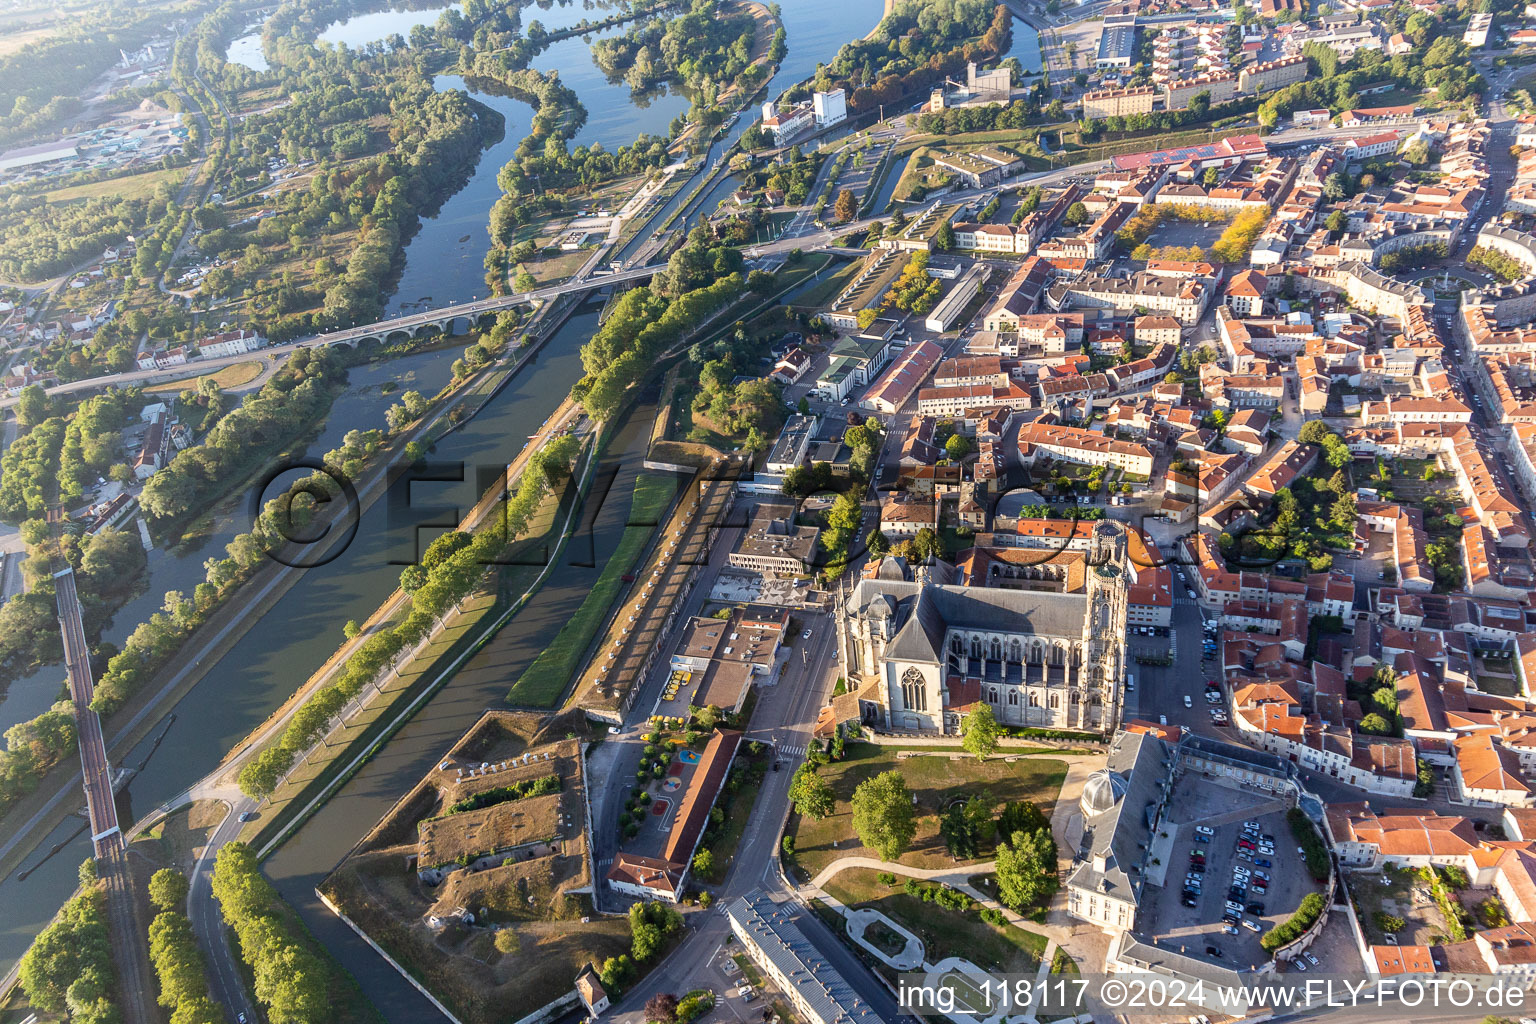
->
xmin=1261 ymin=891 xmax=1326 ymax=953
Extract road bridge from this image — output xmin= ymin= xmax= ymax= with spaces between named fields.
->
xmin=308 ymin=260 xmax=668 ymax=348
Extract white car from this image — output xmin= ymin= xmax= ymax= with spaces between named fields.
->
xmin=1183 ymin=695 xmax=1193 ymax=708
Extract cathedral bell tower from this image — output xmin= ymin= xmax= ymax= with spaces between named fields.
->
xmin=1082 ymin=521 xmax=1129 ymax=733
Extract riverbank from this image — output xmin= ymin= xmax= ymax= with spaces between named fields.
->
xmin=0 ymin=314 xmax=563 ymax=885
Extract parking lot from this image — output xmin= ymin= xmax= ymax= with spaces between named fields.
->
xmin=1137 ymin=774 xmax=1320 ymax=973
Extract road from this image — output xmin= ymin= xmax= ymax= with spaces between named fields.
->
xmin=602 ymin=593 xmax=899 ymax=1023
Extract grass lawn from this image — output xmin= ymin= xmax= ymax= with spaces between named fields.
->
xmin=790 ymin=743 xmax=1066 ymax=877
xmin=939 ymin=970 xmax=994 ymax=1015
xmin=507 ymin=472 xmax=676 ymax=705
xmin=823 ymin=868 xmax=1049 ymax=975
xmin=146 ymin=360 xmax=264 ymax=393
xmin=699 ymin=776 xmax=763 ymax=883
xmin=733 ymin=952 xmax=764 ymax=988
xmin=522 ymin=247 xmax=590 ymax=286
xmin=44 ymin=164 xmax=188 ymax=203
xmin=864 ymin=918 xmax=908 ymax=956
xmin=785 ymin=256 xmax=861 ymax=311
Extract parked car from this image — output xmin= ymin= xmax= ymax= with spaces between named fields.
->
xmin=1305 ymin=952 xmax=1321 ymax=967
xmin=1195 ymin=825 xmax=1215 ymax=836
xmin=1255 ymin=858 xmax=1272 ymax=869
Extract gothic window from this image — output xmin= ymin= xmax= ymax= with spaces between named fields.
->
xmin=1010 ymin=639 xmax=1022 ymax=663
xmin=971 ymin=637 xmax=982 ymax=659
xmin=901 ymin=667 xmax=928 ymax=712
xmin=988 ymin=686 xmax=999 ymax=704
xmin=1097 ymin=595 xmax=1112 ymax=632
xmin=1029 ymin=692 xmax=1040 ymax=707
xmin=1049 ymin=694 xmax=1059 ymax=709
xmin=1008 ymin=689 xmax=1019 ymax=706
xmin=951 ymin=636 xmax=962 ymax=655
xmin=990 ymin=638 xmax=1002 ymax=661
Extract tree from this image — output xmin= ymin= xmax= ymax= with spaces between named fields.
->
xmin=342 ymin=619 xmax=360 ymax=640
xmin=1064 ymin=201 xmax=1089 ymax=226
xmin=1297 ymin=421 xmax=1336 ymax=446
xmin=910 ymin=527 xmax=943 ymax=562
xmin=691 ymin=848 xmax=715 ymax=878
xmin=789 ymin=764 xmax=834 ymax=818
xmin=13 ymin=384 xmax=59 ymax=434
xmin=961 ymin=705 xmax=1002 ymax=760
xmin=998 ymin=800 xmax=1048 ymax=838
xmin=1359 ymin=713 xmax=1393 ymax=735
xmin=149 ymin=869 xmax=190 ymax=912
xmin=945 ymin=434 xmax=971 ymax=461
xmin=834 ymin=188 xmax=858 ymax=223
xmin=513 ymin=266 xmax=537 ymax=293
xmin=934 ymin=221 xmax=956 ymax=252
xmin=994 ymin=827 xmax=1059 ymax=911
xmin=866 ymin=528 xmax=890 ymax=557
xmin=828 ymin=492 xmax=863 ymax=535
xmin=941 ymin=801 xmax=979 ymax=860
xmin=645 ymin=992 xmax=680 ymax=1024
xmin=850 ymin=770 xmax=916 ymax=860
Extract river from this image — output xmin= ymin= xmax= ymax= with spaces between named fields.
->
xmin=0 ymin=0 xmax=883 ymax=998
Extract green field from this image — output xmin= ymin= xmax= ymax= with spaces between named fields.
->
xmin=506 ymin=472 xmax=676 ymax=705
xmin=44 ymin=164 xmax=189 ymax=203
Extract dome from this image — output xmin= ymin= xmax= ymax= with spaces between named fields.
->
xmin=1080 ymin=769 xmax=1128 ymax=817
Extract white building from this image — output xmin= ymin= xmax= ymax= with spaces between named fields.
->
xmin=812 ymin=88 xmax=847 ymax=128
xmin=761 ymin=101 xmax=813 ymax=145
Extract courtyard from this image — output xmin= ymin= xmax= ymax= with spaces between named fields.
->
xmin=1134 ymin=774 xmax=1320 ymax=972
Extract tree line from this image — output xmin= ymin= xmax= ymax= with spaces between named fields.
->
xmin=146 ymin=868 xmax=224 ymax=1024
xmin=236 ymin=433 xmax=583 ymax=797
xmin=212 ymin=842 xmax=333 ymax=1024
xmin=18 ymin=865 xmax=120 ymax=1023
xmin=139 ymin=347 xmax=345 ymax=522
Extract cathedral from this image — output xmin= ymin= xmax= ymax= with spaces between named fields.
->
xmin=835 ymin=520 xmax=1129 ymax=735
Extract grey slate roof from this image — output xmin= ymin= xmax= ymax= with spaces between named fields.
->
xmin=1066 ymin=729 xmax=1172 ymax=909
xmin=854 ymin=577 xmax=1089 ymax=665
xmin=726 ymin=891 xmax=885 ymax=1024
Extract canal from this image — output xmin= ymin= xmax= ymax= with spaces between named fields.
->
xmin=0 ymin=0 xmax=884 ymax=1001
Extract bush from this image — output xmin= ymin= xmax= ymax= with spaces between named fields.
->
xmin=1261 ymin=892 xmax=1327 ymax=952
xmin=1374 ymin=911 xmax=1406 ymax=933
xmin=1288 ymin=808 xmax=1330 ymax=881
xmin=446 ymin=774 xmax=559 ymax=814
xmin=676 ymin=990 xmax=715 ymax=1023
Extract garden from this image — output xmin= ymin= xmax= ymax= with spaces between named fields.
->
xmin=784 ymin=741 xmax=1066 ymax=877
